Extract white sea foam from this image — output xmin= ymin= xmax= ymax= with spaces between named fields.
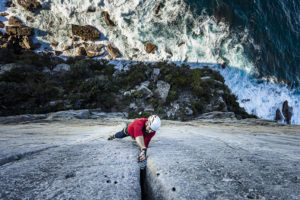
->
xmin=3 ymin=0 xmax=300 ymax=124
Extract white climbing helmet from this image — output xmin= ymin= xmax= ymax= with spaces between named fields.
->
xmin=148 ymin=115 xmax=161 ymax=131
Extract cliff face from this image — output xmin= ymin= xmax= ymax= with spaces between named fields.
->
xmin=0 ymin=113 xmax=299 ymax=199
xmin=0 ymin=53 xmax=254 ymax=120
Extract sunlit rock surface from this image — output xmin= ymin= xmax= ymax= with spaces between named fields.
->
xmin=0 ymin=111 xmax=299 ymax=199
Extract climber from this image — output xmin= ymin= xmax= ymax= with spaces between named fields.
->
xmin=108 ymin=115 xmax=161 ymax=162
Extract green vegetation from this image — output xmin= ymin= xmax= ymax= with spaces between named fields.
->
xmin=0 ymin=51 xmax=254 ymax=120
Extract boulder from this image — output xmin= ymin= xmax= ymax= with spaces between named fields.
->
xmin=78 ymin=47 xmax=87 ymax=56
xmin=0 ymin=63 xmax=21 ymax=74
xmin=0 ymin=12 xmax=9 ymax=17
xmin=154 ymin=3 xmax=163 ymax=15
xmin=136 ymin=85 xmax=153 ymax=99
xmin=53 ymin=63 xmax=70 ymax=72
xmin=213 ymin=1 xmax=233 ymax=25
xmin=71 ymin=24 xmax=101 ymax=41
xmin=151 ymin=68 xmax=160 ymax=82
xmin=275 ymin=108 xmax=283 ymax=121
xmin=20 ymin=36 xmax=34 ymax=49
xmin=145 ymin=42 xmax=156 ymax=54
xmin=106 ymin=44 xmax=121 ymax=59
xmin=85 ymin=43 xmax=105 ymax=58
xmin=17 ymin=0 xmax=42 ymax=12
xmin=155 ymin=80 xmax=170 ymax=102
xmin=0 ymin=21 xmax=4 ymax=29
xmin=103 ymin=11 xmax=115 ymax=26
xmin=86 ymin=48 xmax=105 ymax=58
xmin=282 ymin=100 xmax=293 ymax=124
xmin=8 ymin=16 xmax=23 ymax=26
xmin=75 ymin=110 xmax=90 ymax=119
xmin=6 ymin=26 xmax=34 ymax=36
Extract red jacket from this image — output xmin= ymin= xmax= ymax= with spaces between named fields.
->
xmin=127 ymin=118 xmax=156 ymax=148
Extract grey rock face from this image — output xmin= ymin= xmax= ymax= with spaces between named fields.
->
xmin=75 ymin=110 xmax=90 ymax=119
xmin=151 ymin=68 xmax=160 ymax=82
xmin=53 ymin=63 xmax=71 ymax=72
xmin=0 ymin=63 xmax=21 ymax=74
xmin=137 ymin=85 xmax=153 ymax=99
xmin=197 ymin=111 xmax=236 ymax=119
xmin=156 ymin=80 xmax=170 ymax=102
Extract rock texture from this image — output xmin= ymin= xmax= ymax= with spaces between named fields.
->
xmin=17 ymin=0 xmax=42 ymax=12
xmin=106 ymin=44 xmax=121 ymax=59
xmin=8 ymin=16 xmax=23 ymax=26
xmin=0 ymin=115 xmax=299 ymax=200
xmin=71 ymin=25 xmax=101 ymax=41
xmin=103 ymin=11 xmax=115 ymax=26
xmin=282 ymin=100 xmax=293 ymax=124
xmin=6 ymin=26 xmax=34 ymax=36
xmin=145 ymin=42 xmax=156 ymax=54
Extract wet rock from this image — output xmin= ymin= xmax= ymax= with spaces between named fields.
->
xmin=20 ymin=36 xmax=34 ymax=49
xmin=17 ymin=0 xmax=42 ymax=12
xmin=5 ymin=1 xmax=15 ymax=7
xmin=213 ymin=1 xmax=233 ymax=25
xmin=87 ymin=6 xmax=96 ymax=12
xmin=177 ymin=42 xmax=185 ymax=47
xmin=155 ymin=80 xmax=170 ymax=102
xmin=275 ymin=108 xmax=283 ymax=121
xmin=26 ymin=16 xmax=34 ymax=23
xmin=154 ymin=3 xmax=163 ymax=15
xmin=63 ymin=45 xmax=71 ymax=51
xmin=8 ymin=16 xmax=23 ymax=26
xmin=145 ymin=42 xmax=156 ymax=54
xmin=50 ymin=42 xmax=58 ymax=47
xmin=78 ymin=47 xmax=87 ymax=56
xmin=241 ymin=99 xmax=250 ymax=103
xmin=53 ymin=63 xmax=70 ymax=72
xmin=282 ymin=100 xmax=293 ymax=124
xmin=221 ymin=62 xmax=226 ymax=69
xmin=6 ymin=26 xmax=34 ymax=36
xmin=103 ymin=11 xmax=115 ymax=26
xmin=0 ymin=21 xmax=4 ymax=29
xmin=106 ymin=44 xmax=121 ymax=59
xmin=85 ymin=43 xmax=105 ymax=58
xmin=75 ymin=110 xmax=90 ymax=119
xmin=71 ymin=24 xmax=101 ymax=41
xmin=0 ymin=12 xmax=9 ymax=17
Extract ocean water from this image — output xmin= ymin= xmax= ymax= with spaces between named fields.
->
xmin=1 ymin=0 xmax=300 ymax=124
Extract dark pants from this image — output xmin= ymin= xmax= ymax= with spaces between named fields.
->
xmin=114 ymin=127 xmax=129 ymax=139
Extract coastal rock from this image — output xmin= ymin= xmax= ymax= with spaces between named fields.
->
xmin=6 ymin=1 xmax=15 ymax=7
xmin=155 ymin=80 xmax=170 ymax=102
xmin=275 ymin=108 xmax=283 ymax=121
xmin=85 ymin=43 xmax=105 ymax=58
xmin=154 ymin=3 xmax=163 ymax=15
xmin=53 ymin=64 xmax=70 ymax=72
xmin=136 ymin=85 xmax=153 ymax=99
xmin=282 ymin=100 xmax=293 ymax=124
xmin=75 ymin=110 xmax=90 ymax=119
xmin=78 ymin=47 xmax=87 ymax=56
xmin=151 ymin=68 xmax=160 ymax=82
xmin=0 ymin=21 xmax=4 ymax=29
xmin=103 ymin=11 xmax=115 ymax=26
xmin=0 ymin=12 xmax=9 ymax=17
xmin=8 ymin=16 xmax=23 ymax=26
xmin=71 ymin=24 xmax=100 ymax=41
xmin=17 ymin=0 xmax=42 ymax=12
xmin=6 ymin=26 xmax=34 ymax=36
xmin=20 ymin=36 xmax=34 ymax=49
xmin=50 ymin=42 xmax=58 ymax=47
xmin=145 ymin=42 xmax=156 ymax=54
xmin=213 ymin=1 xmax=233 ymax=25
xmin=106 ymin=44 xmax=121 ymax=59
